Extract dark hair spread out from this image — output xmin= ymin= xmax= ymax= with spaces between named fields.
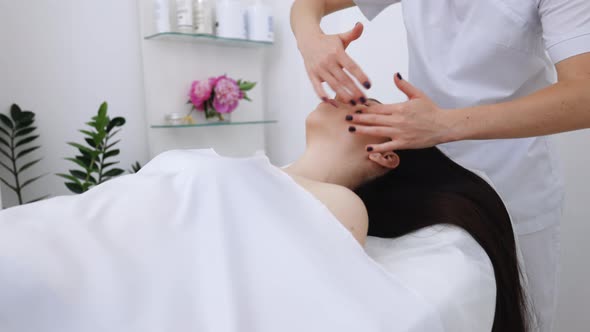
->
xmin=355 ymin=147 xmax=529 ymax=332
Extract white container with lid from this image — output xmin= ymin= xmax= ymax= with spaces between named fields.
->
xmin=154 ymin=0 xmax=171 ymax=33
xmin=176 ymin=0 xmax=194 ymax=33
xmin=193 ymin=0 xmax=214 ymax=35
xmin=216 ymin=0 xmax=246 ymax=39
xmin=246 ymin=0 xmax=274 ymax=42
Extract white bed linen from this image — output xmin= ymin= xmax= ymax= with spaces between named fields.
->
xmin=0 ymin=149 xmax=494 ymax=332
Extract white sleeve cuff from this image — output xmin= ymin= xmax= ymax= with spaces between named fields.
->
xmin=353 ymin=1 xmax=399 ymax=21
xmin=547 ymin=32 xmax=590 ymax=64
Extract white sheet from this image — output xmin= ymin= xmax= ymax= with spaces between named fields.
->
xmin=0 ymin=149 xmax=494 ymax=332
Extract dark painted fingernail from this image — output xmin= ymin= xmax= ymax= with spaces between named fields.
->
xmin=348 ymin=126 xmax=356 ymax=133
xmin=363 ymin=81 xmax=371 ymax=89
xmin=359 ymin=96 xmax=367 ymax=104
xmin=397 ymin=73 xmax=403 ymax=80
xmin=355 ymin=110 xmax=362 ymax=114
xmin=350 ymin=100 xmax=357 ymax=106
xmin=367 ymin=146 xmax=374 ymax=152
xmin=345 ymin=115 xmax=353 ymax=121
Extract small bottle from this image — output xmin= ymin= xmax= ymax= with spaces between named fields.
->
xmin=154 ymin=0 xmax=171 ymax=33
xmin=193 ymin=0 xmax=214 ymax=35
xmin=246 ymin=0 xmax=274 ymax=42
xmin=176 ymin=0 xmax=194 ymax=33
xmin=216 ymin=0 xmax=247 ymax=39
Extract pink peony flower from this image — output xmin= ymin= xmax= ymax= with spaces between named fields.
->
xmin=212 ymin=75 xmax=242 ymax=114
xmin=189 ymin=80 xmax=213 ymax=111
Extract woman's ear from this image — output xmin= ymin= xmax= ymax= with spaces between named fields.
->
xmin=369 ymin=152 xmax=400 ymax=169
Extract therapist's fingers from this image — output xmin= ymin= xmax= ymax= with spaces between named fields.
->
xmin=329 ymin=63 xmax=366 ymax=104
xmin=309 ymin=72 xmax=330 ymax=102
xmin=320 ymin=69 xmax=356 ymax=103
xmin=345 ymin=113 xmax=390 ymax=126
xmin=362 ymin=103 xmax=397 ymax=115
xmin=365 ymin=140 xmax=403 ymax=154
xmin=348 ymin=125 xmax=393 ymax=139
xmin=338 ymin=22 xmax=364 ymax=49
xmin=394 ymin=73 xmax=426 ymax=100
xmin=339 ymin=54 xmax=371 ymax=92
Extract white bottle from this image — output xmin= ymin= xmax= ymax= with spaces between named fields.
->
xmin=246 ymin=0 xmax=274 ymax=42
xmin=216 ymin=0 xmax=246 ymax=39
xmin=154 ymin=0 xmax=171 ymax=33
xmin=176 ymin=0 xmax=194 ymax=33
xmin=193 ymin=0 xmax=214 ymax=35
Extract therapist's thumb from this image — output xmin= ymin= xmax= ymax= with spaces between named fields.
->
xmin=339 ymin=22 xmax=364 ymax=49
xmin=394 ymin=73 xmax=425 ymax=100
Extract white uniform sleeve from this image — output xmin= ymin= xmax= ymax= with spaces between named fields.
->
xmin=353 ymin=0 xmax=399 ymax=21
xmin=538 ymin=0 xmax=590 ymax=64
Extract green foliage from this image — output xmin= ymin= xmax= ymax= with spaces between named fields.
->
xmin=237 ymin=79 xmax=257 ymax=102
xmin=128 ymin=161 xmax=142 ymax=174
xmin=57 ymin=102 xmax=126 ymax=194
xmin=0 ymin=104 xmax=47 ymax=205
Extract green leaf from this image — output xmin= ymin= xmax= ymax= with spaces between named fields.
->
xmin=106 ymin=139 xmax=120 ymax=150
xmin=65 ymin=182 xmax=85 ymax=194
xmin=65 ymin=157 xmax=92 ymax=172
xmin=57 ymin=173 xmax=80 ymax=184
xmin=0 ymin=147 xmax=12 ymax=160
xmin=0 ymin=113 xmax=14 ymax=129
xmin=16 ymin=146 xmax=40 ymax=159
xmin=0 ymin=177 xmax=16 ymax=192
xmin=21 ymin=174 xmax=45 ymax=189
xmin=103 ymin=168 xmax=125 ymax=178
xmin=69 ymin=169 xmax=87 ymax=180
xmin=104 ymin=149 xmax=120 ymax=159
xmin=68 ymin=142 xmax=94 ymax=155
xmin=10 ymin=104 xmax=22 ymax=121
xmin=0 ymin=136 xmax=9 ymax=147
xmin=98 ymin=102 xmax=108 ymax=119
xmin=242 ymin=94 xmax=252 ymax=102
xmin=103 ymin=161 xmax=120 ymax=168
xmin=15 ymin=120 xmax=34 ymax=130
xmin=27 ymin=195 xmax=50 ymax=204
xmin=0 ymin=160 xmax=14 ymax=174
xmin=239 ymin=81 xmax=257 ymax=91
xmin=85 ymin=138 xmax=97 ymax=148
xmin=15 ymin=127 xmax=36 ymax=137
xmin=107 ymin=117 xmax=126 ymax=133
xmin=108 ymin=129 xmax=121 ymax=139
xmin=0 ymin=126 xmax=10 ymax=137
xmin=15 ymin=135 xmax=39 ymax=148
xmin=18 ymin=158 xmax=41 ymax=173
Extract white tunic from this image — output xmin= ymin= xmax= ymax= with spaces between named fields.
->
xmin=0 ymin=149 xmax=495 ymax=332
xmin=353 ymin=0 xmax=590 ymax=234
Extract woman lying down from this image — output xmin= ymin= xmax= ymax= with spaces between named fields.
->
xmin=0 ymin=99 xmax=528 ymax=332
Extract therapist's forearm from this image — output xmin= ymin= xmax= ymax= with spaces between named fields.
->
xmin=446 ymin=79 xmax=590 ymax=141
xmin=290 ymin=0 xmax=355 ymax=46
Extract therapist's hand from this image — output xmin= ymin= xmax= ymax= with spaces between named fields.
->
xmin=298 ymin=22 xmax=371 ymax=106
xmin=347 ymin=74 xmax=457 ymax=152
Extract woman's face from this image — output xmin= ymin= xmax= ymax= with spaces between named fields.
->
xmin=305 ymin=99 xmax=399 ymax=185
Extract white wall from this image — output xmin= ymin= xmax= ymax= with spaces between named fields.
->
xmin=266 ymin=3 xmax=590 ymax=331
xmin=0 ymin=0 xmax=149 ymax=207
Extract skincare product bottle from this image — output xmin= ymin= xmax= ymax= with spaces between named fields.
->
xmin=216 ymin=0 xmax=246 ymax=39
xmin=246 ymin=0 xmax=274 ymax=42
xmin=154 ymin=0 xmax=171 ymax=33
xmin=176 ymin=0 xmax=194 ymax=33
xmin=193 ymin=0 xmax=214 ymax=35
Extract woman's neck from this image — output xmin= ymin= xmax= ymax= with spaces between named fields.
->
xmin=283 ymin=147 xmax=361 ymax=189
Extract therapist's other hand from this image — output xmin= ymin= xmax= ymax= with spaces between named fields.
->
xmin=298 ymin=22 xmax=371 ymax=106
xmin=348 ymin=74 xmax=456 ymax=152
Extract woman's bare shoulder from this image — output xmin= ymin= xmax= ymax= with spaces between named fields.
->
xmin=294 ymin=177 xmax=369 ymax=245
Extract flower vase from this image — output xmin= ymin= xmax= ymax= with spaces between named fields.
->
xmin=206 ymin=112 xmax=232 ymax=123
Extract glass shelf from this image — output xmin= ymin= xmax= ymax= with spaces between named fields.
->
xmin=151 ymin=120 xmax=278 ymax=129
xmin=144 ymin=32 xmax=274 ymax=48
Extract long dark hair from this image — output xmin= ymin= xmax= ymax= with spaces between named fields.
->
xmin=355 ymin=147 xmax=529 ymax=332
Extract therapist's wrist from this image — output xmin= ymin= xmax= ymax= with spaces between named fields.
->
xmin=439 ymin=108 xmax=471 ymax=143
